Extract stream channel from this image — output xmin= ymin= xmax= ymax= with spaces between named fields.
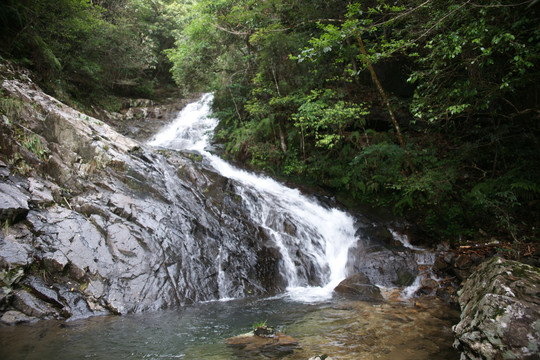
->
xmin=0 ymin=94 xmax=460 ymax=359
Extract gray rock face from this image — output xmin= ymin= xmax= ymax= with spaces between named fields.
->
xmin=346 ymin=223 xmax=419 ymax=288
xmin=0 ymin=149 xmax=284 ymax=317
xmin=0 ymin=65 xmax=287 ymax=321
xmin=0 ymin=183 xmax=29 ymax=223
xmin=0 ymin=234 xmax=33 ymax=268
xmin=453 ymin=256 xmax=540 ymax=360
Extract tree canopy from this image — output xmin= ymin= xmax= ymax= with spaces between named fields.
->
xmin=0 ymin=0 xmax=177 ymax=107
xmin=1 ymin=0 xmax=538 ymax=245
xmin=166 ymin=0 xmax=540 ymax=244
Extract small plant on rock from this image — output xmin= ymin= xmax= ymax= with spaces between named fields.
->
xmin=252 ymin=319 xmax=275 ymax=337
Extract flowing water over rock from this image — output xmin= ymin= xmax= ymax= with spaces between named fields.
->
xmin=0 ymin=73 xmax=299 ymax=317
xmin=0 ymin=79 xmax=460 ymax=358
xmin=149 ymin=93 xmax=358 ymax=301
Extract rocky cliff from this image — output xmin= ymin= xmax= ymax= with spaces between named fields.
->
xmin=0 ymin=62 xmax=289 ymax=322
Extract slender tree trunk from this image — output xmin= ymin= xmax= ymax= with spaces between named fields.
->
xmin=228 ymin=86 xmax=243 ymax=123
xmin=271 ymin=63 xmax=281 ymax=96
xmin=357 ymin=34 xmax=414 ymax=172
xmin=300 ymin=127 xmax=306 ymax=160
xmin=278 ymin=119 xmax=287 ymax=154
xmin=271 ymin=62 xmax=287 ymax=154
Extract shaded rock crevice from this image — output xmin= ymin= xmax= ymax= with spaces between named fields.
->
xmin=346 ymin=221 xmax=419 ymax=288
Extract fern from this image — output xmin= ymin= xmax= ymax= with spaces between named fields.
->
xmin=394 ymin=193 xmax=414 ymax=214
xmin=510 ymin=180 xmax=540 ymax=201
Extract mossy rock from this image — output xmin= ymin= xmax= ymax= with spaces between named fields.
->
xmin=453 ymin=256 xmax=540 ymax=360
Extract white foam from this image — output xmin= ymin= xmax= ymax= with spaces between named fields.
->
xmin=149 ymin=94 xmax=358 ymax=303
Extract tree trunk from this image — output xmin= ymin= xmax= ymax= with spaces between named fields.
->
xmin=278 ymin=119 xmax=287 ymax=155
xmin=357 ymin=34 xmax=414 ymax=172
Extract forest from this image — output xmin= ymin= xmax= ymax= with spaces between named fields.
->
xmin=1 ymin=0 xmax=539 ymax=248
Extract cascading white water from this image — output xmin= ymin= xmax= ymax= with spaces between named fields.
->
xmin=149 ymin=93 xmax=358 ymax=302
xmin=390 ymin=230 xmax=438 ymax=299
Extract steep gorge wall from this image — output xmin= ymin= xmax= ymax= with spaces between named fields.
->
xmin=0 ymin=62 xmax=286 ymax=322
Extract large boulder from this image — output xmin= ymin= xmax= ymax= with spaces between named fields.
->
xmin=334 ymin=273 xmax=383 ymax=302
xmin=346 ymin=224 xmax=419 ymax=288
xmin=453 ymin=256 xmax=540 ymax=360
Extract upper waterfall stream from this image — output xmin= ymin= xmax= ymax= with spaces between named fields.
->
xmin=149 ymin=93 xmax=357 ymax=302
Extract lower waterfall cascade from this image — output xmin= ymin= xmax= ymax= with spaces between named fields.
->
xmin=149 ymin=93 xmax=358 ymax=302
xmin=148 ymin=93 xmax=440 ymax=303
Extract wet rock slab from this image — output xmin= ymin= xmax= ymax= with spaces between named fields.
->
xmin=0 ymin=235 xmax=33 ymax=268
xmin=0 ymin=183 xmax=29 ymax=223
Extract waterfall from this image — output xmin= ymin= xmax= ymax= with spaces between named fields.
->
xmin=149 ymin=93 xmax=357 ymax=302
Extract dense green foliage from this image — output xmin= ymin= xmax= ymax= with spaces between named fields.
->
xmin=1 ymin=0 xmax=538 ymax=244
xmin=167 ymin=0 xmax=540 ymax=244
xmin=0 ymin=0 xmax=177 ymax=108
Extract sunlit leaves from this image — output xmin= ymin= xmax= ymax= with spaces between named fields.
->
xmin=292 ymin=89 xmax=368 ymax=149
xmin=407 ymin=1 xmax=540 ymax=123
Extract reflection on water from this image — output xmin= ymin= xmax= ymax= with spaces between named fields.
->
xmin=0 ymin=296 xmax=459 ymax=360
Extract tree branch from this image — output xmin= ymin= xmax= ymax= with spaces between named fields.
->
xmin=368 ymin=0 xmax=434 ymax=28
xmin=411 ymin=0 xmax=472 ymax=43
xmin=471 ymin=1 xmax=532 ymax=8
xmin=211 ymin=18 xmax=345 ymax=36
xmin=210 ymin=23 xmax=251 ymax=36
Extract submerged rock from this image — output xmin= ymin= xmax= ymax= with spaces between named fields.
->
xmin=334 ymin=273 xmax=383 ymax=302
xmin=226 ymin=331 xmax=299 ymax=357
xmin=0 ymin=310 xmax=35 ymax=325
xmin=453 ymin=256 xmax=540 ymax=360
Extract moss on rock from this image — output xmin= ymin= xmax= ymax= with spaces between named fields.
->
xmin=453 ymin=256 xmax=540 ymax=360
